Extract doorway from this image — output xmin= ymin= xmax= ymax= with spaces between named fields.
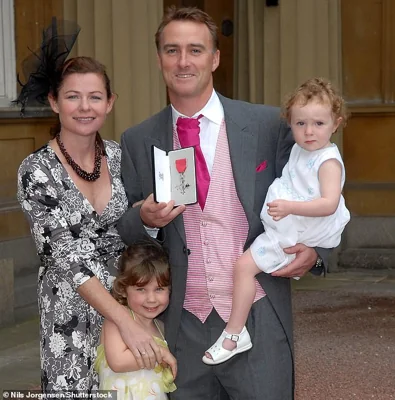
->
xmin=341 ymin=0 xmax=395 ymax=216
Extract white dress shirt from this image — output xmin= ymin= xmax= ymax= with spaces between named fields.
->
xmin=172 ymin=90 xmax=224 ymax=175
xmin=144 ymin=90 xmax=224 ymax=235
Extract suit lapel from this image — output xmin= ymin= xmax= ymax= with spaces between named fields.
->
xmin=144 ymin=106 xmax=173 ymax=159
xmin=154 ymin=95 xmax=258 ymax=246
xmin=145 ymin=106 xmax=187 ymax=245
xmin=220 ymin=95 xmax=258 ymax=220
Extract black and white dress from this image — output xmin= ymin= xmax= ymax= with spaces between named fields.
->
xmin=17 ymin=140 xmax=128 ymax=391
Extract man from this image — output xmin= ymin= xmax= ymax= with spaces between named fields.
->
xmin=118 ymin=6 xmax=329 ymax=399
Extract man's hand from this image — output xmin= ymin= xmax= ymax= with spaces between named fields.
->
xmin=271 ymin=244 xmax=317 ymax=278
xmin=132 ymin=200 xmax=144 ymax=208
xmin=267 ymin=199 xmax=292 ymax=221
xmin=140 ymin=194 xmax=185 ymax=228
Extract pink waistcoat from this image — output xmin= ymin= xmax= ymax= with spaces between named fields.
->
xmin=174 ymin=120 xmax=266 ymax=323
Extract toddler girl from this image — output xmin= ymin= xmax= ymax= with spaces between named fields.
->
xmin=204 ymin=77 xmax=351 ymax=365
xmin=95 ymin=241 xmax=177 ymax=398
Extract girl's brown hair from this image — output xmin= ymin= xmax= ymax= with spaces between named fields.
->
xmin=282 ymin=77 xmax=348 ymax=126
xmin=112 ymin=241 xmax=171 ymax=306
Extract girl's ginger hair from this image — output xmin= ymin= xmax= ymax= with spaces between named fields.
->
xmin=112 ymin=240 xmax=170 ymax=306
xmin=282 ymin=77 xmax=348 ymax=126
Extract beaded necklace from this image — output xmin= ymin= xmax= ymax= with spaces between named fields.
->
xmin=56 ymin=133 xmax=102 ymax=182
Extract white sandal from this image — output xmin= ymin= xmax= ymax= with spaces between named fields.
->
xmin=202 ymin=326 xmax=252 ymax=365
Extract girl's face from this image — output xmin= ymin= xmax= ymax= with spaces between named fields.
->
xmin=48 ymin=72 xmax=115 ymax=138
xmin=290 ymin=99 xmax=342 ymax=152
xmin=126 ymin=278 xmax=170 ymax=322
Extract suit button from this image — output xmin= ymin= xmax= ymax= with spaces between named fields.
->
xmin=183 ymin=247 xmax=191 ymax=255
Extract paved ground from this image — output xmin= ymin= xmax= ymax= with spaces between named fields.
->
xmin=1 ymin=269 xmax=394 ymax=398
xmin=293 ymin=270 xmax=395 ymax=400
xmin=0 ymin=317 xmax=40 ymax=390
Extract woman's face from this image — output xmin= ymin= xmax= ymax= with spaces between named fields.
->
xmin=48 ymin=72 xmax=115 ymax=138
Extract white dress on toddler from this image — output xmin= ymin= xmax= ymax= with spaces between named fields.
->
xmin=250 ymin=143 xmax=350 ymax=273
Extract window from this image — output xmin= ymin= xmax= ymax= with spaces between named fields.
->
xmin=0 ymin=0 xmax=16 ymax=107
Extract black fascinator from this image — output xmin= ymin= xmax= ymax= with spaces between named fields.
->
xmin=14 ymin=17 xmax=80 ymax=116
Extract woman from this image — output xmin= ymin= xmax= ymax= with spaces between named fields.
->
xmin=17 ymin=56 xmax=162 ymax=391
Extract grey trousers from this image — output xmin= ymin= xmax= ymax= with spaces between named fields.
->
xmin=170 ymin=297 xmax=293 ymax=400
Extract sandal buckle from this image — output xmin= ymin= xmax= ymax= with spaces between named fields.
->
xmin=230 ymin=334 xmax=239 ymax=342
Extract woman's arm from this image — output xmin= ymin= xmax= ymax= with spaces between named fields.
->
xmin=117 ymin=133 xmax=151 ymax=245
xmin=17 ymin=159 xmax=162 ymax=369
xmin=268 ymin=159 xmax=342 ymax=220
xmin=102 ymin=315 xmax=178 ymax=377
xmin=102 ymin=317 xmax=141 ymax=373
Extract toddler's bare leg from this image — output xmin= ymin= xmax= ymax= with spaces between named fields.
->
xmin=221 ymin=249 xmax=261 ymax=350
xmin=204 ymin=249 xmax=261 ymax=360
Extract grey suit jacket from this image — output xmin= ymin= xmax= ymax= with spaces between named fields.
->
xmin=117 ymin=93 xmax=330 ymax=353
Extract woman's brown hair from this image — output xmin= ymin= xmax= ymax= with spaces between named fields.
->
xmin=112 ymin=240 xmax=171 ymax=306
xmin=49 ymin=56 xmax=113 ymax=140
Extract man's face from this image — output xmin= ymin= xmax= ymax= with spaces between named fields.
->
xmin=157 ymin=20 xmax=220 ymax=103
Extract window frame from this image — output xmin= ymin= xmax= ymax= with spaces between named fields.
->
xmin=0 ymin=0 xmax=16 ymax=108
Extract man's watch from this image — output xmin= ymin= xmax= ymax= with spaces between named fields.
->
xmin=315 ymin=256 xmax=323 ymax=268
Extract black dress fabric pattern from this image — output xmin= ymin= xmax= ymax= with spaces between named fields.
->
xmin=17 ymin=140 xmax=128 ymax=391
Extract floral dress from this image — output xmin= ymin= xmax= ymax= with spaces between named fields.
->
xmin=17 ymin=140 xmax=128 ymax=392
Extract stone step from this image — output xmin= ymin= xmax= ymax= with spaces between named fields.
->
xmin=338 ymin=248 xmax=395 ymax=271
xmin=14 ymin=272 xmax=37 ymax=308
xmin=14 ymin=271 xmax=38 ymax=323
xmin=0 ymin=236 xmax=39 ymax=275
xmin=343 ymin=216 xmax=395 ymax=248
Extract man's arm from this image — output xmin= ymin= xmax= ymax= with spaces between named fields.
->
xmin=117 ymin=132 xmax=150 ymax=245
xmin=117 ymin=132 xmax=185 ymax=245
xmin=275 ymin=118 xmax=295 ymax=177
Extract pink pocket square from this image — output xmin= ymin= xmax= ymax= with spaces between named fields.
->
xmin=256 ymin=160 xmax=268 ymax=172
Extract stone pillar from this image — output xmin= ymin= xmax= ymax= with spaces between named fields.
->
xmin=234 ymin=0 xmax=342 ymax=129
xmin=63 ymin=0 xmax=167 ymax=141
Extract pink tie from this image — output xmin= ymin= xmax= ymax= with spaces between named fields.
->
xmin=176 ymin=115 xmax=210 ymax=210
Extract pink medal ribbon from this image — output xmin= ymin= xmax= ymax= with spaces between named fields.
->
xmin=175 ymin=158 xmax=187 ymax=173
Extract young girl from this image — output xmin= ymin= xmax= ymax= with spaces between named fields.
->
xmin=94 ymin=241 xmax=177 ymax=398
xmin=203 ymin=77 xmax=351 ymax=365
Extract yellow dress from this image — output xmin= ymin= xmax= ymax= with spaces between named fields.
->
xmin=94 ymin=318 xmax=176 ymax=400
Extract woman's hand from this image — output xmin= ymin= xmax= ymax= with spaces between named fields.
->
xmin=77 ymin=277 xmax=164 ymax=370
xmin=117 ymin=316 xmax=163 ymax=370
xmin=160 ymin=347 xmax=178 ymax=379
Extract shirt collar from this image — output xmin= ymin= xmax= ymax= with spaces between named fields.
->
xmin=171 ymin=90 xmax=224 ymax=126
